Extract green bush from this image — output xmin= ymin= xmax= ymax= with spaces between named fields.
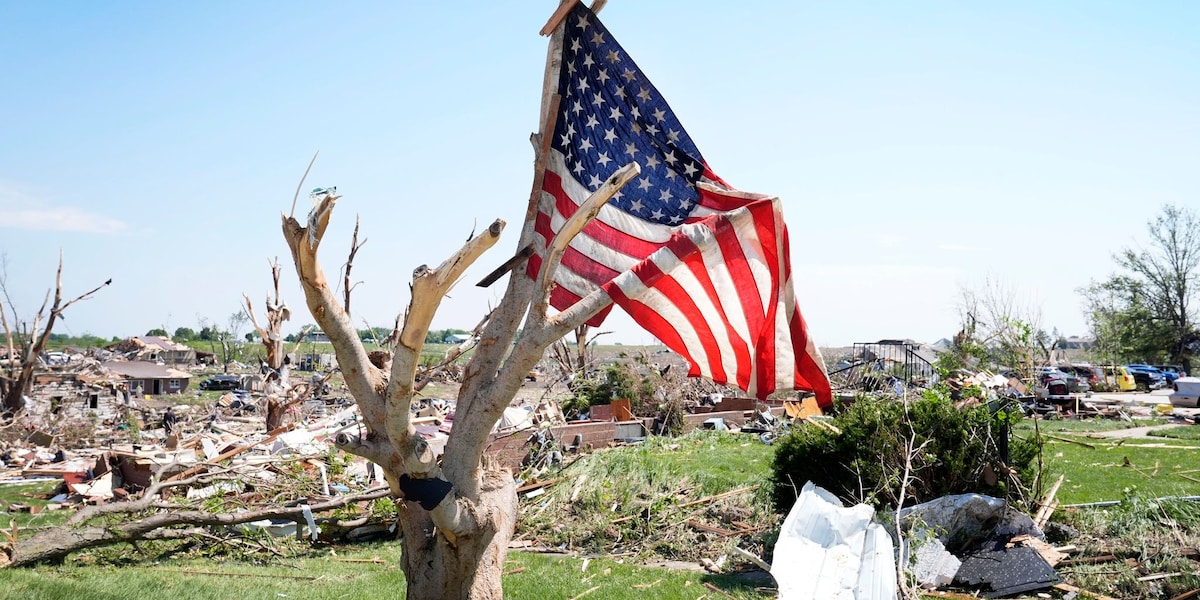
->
xmin=770 ymin=387 xmax=1041 ymax=512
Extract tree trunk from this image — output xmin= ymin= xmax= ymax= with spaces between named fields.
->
xmin=398 ymin=472 xmax=517 ymax=600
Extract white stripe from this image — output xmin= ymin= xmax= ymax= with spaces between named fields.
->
xmin=612 ymin=268 xmax=712 ymax=378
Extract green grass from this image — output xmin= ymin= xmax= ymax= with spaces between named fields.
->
xmin=0 ymin=543 xmax=770 ymax=600
xmin=0 ymin=481 xmax=69 ymax=529
xmin=1014 ymin=419 xmax=1200 ymax=505
xmin=1149 ymin=424 xmax=1200 ymax=441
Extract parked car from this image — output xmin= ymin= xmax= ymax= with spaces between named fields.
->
xmin=1169 ymin=377 xmax=1200 ymax=409
xmin=1154 ymin=365 xmax=1188 ymax=383
xmin=1036 ymin=366 xmax=1088 ymax=394
xmin=1060 ymin=365 xmax=1100 ymax=392
xmin=199 ymin=374 xmax=243 ymax=391
xmin=1126 ymin=364 xmax=1168 ymax=392
xmin=1100 ymin=365 xmax=1138 ymax=392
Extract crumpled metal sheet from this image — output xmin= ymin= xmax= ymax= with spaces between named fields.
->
xmin=771 ymin=482 xmax=897 ymax=600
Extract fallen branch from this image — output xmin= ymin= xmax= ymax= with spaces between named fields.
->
xmin=155 ymin=569 xmax=319 ymax=580
xmin=1043 ymin=434 xmax=1096 ymax=449
xmin=3 ymin=485 xmax=390 ymax=567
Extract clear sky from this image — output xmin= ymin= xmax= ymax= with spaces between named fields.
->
xmin=1 ymin=1 xmax=1196 ymax=348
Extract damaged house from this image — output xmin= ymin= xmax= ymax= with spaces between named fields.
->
xmin=107 ymin=335 xmax=197 ymax=366
xmin=101 ymin=360 xmax=192 ymax=396
xmin=27 ymin=370 xmax=124 ymax=421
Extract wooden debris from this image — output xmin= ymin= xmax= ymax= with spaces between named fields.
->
xmin=1033 ymin=474 xmax=1064 ymax=528
xmin=1168 ymin=589 xmax=1200 ymax=600
xmin=570 ymin=473 xmax=588 ymax=503
xmin=1007 ymin=534 xmax=1068 ymax=567
xmin=1138 ymin=572 xmax=1182 ymax=582
xmin=729 ymin=546 xmax=771 ymax=572
xmin=1053 ymin=583 xmax=1120 ymax=600
xmin=503 ymin=567 xmax=527 ymax=575
xmin=632 ymin=579 xmax=662 ymax=589
xmin=516 ymin=476 xmax=566 ymax=494
xmin=566 ymin=584 xmax=600 ymax=600
xmin=1043 ymin=434 xmax=1095 ymax=449
xmin=165 ymin=423 xmax=295 ymax=482
xmin=702 ymin=582 xmax=738 ymax=599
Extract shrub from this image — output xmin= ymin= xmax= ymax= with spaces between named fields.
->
xmin=770 ymin=386 xmax=1041 ymax=512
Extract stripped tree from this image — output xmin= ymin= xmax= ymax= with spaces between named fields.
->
xmin=0 ymin=253 xmax=110 ymax=417
xmin=243 ymin=258 xmax=294 ymax=429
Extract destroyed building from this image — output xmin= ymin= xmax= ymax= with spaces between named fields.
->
xmin=106 ymin=335 xmax=197 ymax=366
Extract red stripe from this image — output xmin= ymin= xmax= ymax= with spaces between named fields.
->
xmin=746 ymin=202 xmax=782 ymax=396
xmin=605 ymin=285 xmax=699 ymax=378
xmin=710 ymin=214 xmax=763 ymax=351
xmin=664 ymin=230 xmax=753 ymax=390
xmin=628 ymin=255 xmax=728 ymax=385
xmin=790 ymin=305 xmax=832 ymax=407
xmin=697 ymin=183 xmax=754 ymax=212
xmin=550 ymin=285 xmax=613 ymax=327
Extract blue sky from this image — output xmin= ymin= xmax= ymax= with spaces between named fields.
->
xmin=1 ymin=1 xmax=1196 ymax=347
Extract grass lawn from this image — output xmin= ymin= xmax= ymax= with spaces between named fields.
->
xmin=0 ymin=542 xmax=770 ymax=600
xmin=1014 ymin=418 xmax=1200 ymax=505
xmin=0 ymin=480 xmax=69 ymax=529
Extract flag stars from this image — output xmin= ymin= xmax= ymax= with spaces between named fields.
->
xmin=588 ymin=174 xmax=603 ymax=189
xmin=652 ymin=108 xmax=666 ymax=122
xmin=630 ymin=106 xmax=640 ymax=120
xmin=667 ymin=129 xmax=681 ymax=143
xmin=629 ymin=198 xmax=645 ymax=213
xmin=592 ymin=92 xmax=606 ymax=107
xmin=576 ymin=15 xmax=589 ymax=29
xmin=659 ymin=189 xmax=673 ymax=203
xmin=645 ymin=155 xmax=660 ymax=169
xmin=609 ymin=107 xmax=623 ymax=121
xmin=637 ymin=177 xmax=652 ymax=191
xmin=683 ymin=162 xmax=698 ymax=177
xmin=570 ymin=38 xmax=582 ymax=52
xmin=646 ymin=124 xmax=659 ymax=136
xmin=679 ymin=198 xmax=693 ymax=209
xmin=571 ymin=101 xmax=583 ymax=115
xmin=580 ymin=137 xmax=594 ymax=152
xmin=577 ymin=78 xmax=590 ymax=93
xmin=624 ymin=142 xmax=639 ymax=157
xmin=572 ymin=162 xmax=585 ymax=176
xmin=615 ymin=86 xmax=626 ymax=100
xmin=591 ymin=31 xmax=605 ymax=45
xmin=597 ymin=69 xmax=610 ymax=84
xmin=583 ymin=53 xmax=595 ymax=68
xmin=665 ymin=151 xmax=678 ymax=166
xmin=669 ymin=214 xmax=683 ymax=224
xmin=664 ymin=169 xmax=679 ymax=181
xmin=607 ymin=49 xmax=621 ymax=63
xmin=604 ymin=128 xmax=618 ymax=143
xmin=622 ymin=68 xmax=636 ymax=82
xmin=637 ymin=88 xmax=652 ymax=102
xmin=650 ymin=208 xmax=665 ymax=220
xmin=597 ymin=152 xmax=612 ymax=167
xmin=585 ymin=114 xmax=600 ymax=129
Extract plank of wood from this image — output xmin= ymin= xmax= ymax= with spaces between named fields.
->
xmin=1044 ymin=434 xmax=1096 ymax=449
xmin=1053 ymin=583 xmax=1120 ymax=600
xmin=539 ymin=0 xmax=583 ymax=36
xmin=516 ymin=476 xmax=566 ymax=494
xmin=687 ymin=520 xmax=736 ymax=537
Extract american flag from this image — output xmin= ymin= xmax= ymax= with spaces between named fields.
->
xmin=529 ymin=3 xmax=831 ymax=404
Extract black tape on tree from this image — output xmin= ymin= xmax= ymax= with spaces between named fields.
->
xmin=398 ymin=474 xmax=454 ymax=511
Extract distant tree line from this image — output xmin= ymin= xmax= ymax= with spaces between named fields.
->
xmin=1081 ymin=204 xmax=1199 ymax=372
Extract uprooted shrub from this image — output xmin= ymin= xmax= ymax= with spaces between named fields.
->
xmin=770 ymin=386 xmax=1041 ymax=512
